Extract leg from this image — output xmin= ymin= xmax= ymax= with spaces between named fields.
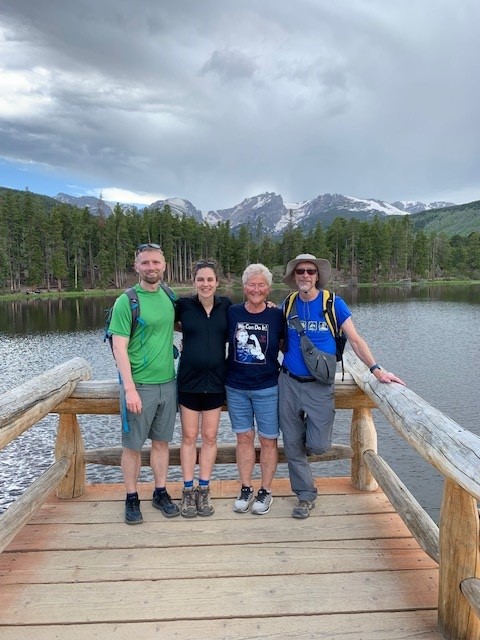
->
xmin=196 ymin=407 xmax=221 ymax=518
xmin=179 ymin=405 xmax=200 ymax=483
xmin=150 ymin=439 xmax=170 ymax=487
xmin=121 ymin=447 xmax=142 ymax=494
xmin=226 ymin=385 xmax=255 ymax=512
xmin=198 ymin=407 xmax=221 ymax=481
xmin=258 ymin=435 xmax=278 ymax=491
xmin=279 ymin=373 xmax=317 ymax=502
xmin=121 ymin=447 xmax=143 ymax=525
xmin=303 ymin=382 xmax=335 ymax=455
xmin=252 ymin=385 xmax=280 ymax=492
xmin=236 ymin=430 xmax=256 ymax=487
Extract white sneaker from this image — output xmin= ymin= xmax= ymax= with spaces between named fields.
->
xmin=251 ymin=488 xmax=273 ymax=515
xmin=233 ymin=485 xmax=254 ymax=512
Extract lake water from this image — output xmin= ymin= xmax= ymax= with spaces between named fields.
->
xmin=1 ymin=283 xmax=480 ymax=522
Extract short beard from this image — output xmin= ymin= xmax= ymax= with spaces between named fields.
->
xmin=142 ymin=273 xmax=162 ymax=284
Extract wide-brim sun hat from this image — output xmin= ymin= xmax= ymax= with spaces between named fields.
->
xmin=282 ymin=253 xmax=331 ymax=289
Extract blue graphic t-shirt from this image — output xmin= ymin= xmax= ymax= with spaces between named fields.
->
xmin=226 ymin=304 xmax=284 ymax=390
xmin=282 ymin=291 xmax=351 ymax=377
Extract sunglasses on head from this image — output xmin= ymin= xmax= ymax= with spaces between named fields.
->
xmin=193 ymin=260 xmax=216 ymax=269
xmin=136 ymin=243 xmax=162 ymax=254
xmin=294 ymin=267 xmax=317 ymax=275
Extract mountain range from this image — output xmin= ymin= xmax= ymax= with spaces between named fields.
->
xmin=56 ymin=191 xmax=456 ymax=235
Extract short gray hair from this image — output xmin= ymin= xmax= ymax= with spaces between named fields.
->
xmin=242 ymin=263 xmax=272 ymax=286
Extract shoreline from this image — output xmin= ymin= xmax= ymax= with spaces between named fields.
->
xmin=1 ymin=279 xmax=479 ymax=301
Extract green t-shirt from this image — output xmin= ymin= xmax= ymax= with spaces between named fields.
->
xmin=108 ymin=284 xmax=175 ymax=384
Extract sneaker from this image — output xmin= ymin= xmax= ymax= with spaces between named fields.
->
xmin=125 ymin=496 xmax=143 ymax=525
xmin=196 ymin=486 xmax=215 ymax=517
xmin=180 ymin=487 xmax=198 ymax=518
xmin=292 ymin=499 xmax=315 ymax=519
xmin=251 ymin=488 xmax=273 ymax=515
xmin=233 ymin=485 xmax=254 ymax=513
xmin=152 ymin=490 xmax=180 ymax=518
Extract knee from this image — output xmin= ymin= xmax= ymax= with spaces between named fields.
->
xmin=306 ymin=445 xmax=328 ymax=456
xmin=181 ymin=433 xmax=197 ymax=446
xmin=259 ymin=436 xmax=277 ymax=450
xmin=202 ymin=432 xmax=217 ymax=447
xmin=236 ymin=431 xmax=254 ymax=445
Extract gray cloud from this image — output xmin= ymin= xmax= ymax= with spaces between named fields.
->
xmin=0 ymin=0 xmax=479 ymax=209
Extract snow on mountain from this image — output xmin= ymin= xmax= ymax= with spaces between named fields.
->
xmin=55 ymin=192 xmax=114 ymax=216
xmin=148 ymin=197 xmax=203 ymax=222
xmin=391 ymin=200 xmax=455 ymax=214
xmin=55 ymin=191 xmax=457 ymax=234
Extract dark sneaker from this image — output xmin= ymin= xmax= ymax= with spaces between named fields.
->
xmin=125 ymin=496 xmax=143 ymax=525
xmin=196 ymin=486 xmax=214 ymax=517
xmin=233 ymin=485 xmax=254 ymax=513
xmin=251 ymin=488 xmax=273 ymax=515
xmin=180 ymin=487 xmax=197 ymax=518
xmin=152 ymin=490 xmax=180 ymax=518
xmin=292 ymin=499 xmax=315 ymax=519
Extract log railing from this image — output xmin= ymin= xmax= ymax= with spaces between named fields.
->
xmin=345 ymin=350 xmax=480 ymax=640
xmin=1 ymin=354 xmax=480 ymax=639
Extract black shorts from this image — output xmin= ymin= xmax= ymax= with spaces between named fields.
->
xmin=178 ymin=391 xmax=226 ymax=412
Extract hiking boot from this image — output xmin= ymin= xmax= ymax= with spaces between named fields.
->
xmin=125 ymin=496 xmax=143 ymax=525
xmin=196 ymin=486 xmax=215 ymax=517
xmin=292 ymin=499 xmax=315 ymax=519
xmin=152 ymin=490 xmax=180 ymax=518
xmin=233 ymin=485 xmax=254 ymax=513
xmin=251 ymin=488 xmax=273 ymax=515
xmin=180 ymin=487 xmax=197 ymax=518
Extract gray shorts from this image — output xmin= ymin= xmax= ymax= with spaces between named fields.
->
xmin=120 ymin=380 xmax=177 ymax=451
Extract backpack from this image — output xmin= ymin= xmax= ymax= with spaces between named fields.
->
xmin=284 ymin=289 xmax=347 ymax=378
xmin=104 ymin=283 xmax=178 ymax=357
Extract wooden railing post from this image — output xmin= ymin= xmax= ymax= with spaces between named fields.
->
xmin=438 ymin=478 xmax=480 ymax=639
xmin=55 ymin=413 xmax=86 ymax=499
xmin=350 ymin=407 xmax=378 ymax=491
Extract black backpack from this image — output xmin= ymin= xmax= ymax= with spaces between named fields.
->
xmin=104 ymin=284 xmax=177 ymax=355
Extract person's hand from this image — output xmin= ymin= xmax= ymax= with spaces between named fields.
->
xmin=374 ymin=369 xmax=406 ymax=386
xmin=266 ymin=300 xmax=276 ymax=308
xmin=125 ymin=388 xmax=143 ymax=413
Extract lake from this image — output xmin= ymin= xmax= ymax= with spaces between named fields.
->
xmin=1 ymin=283 xmax=480 ymax=522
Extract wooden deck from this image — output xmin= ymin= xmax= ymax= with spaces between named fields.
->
xmin=0 ymin=477 xmax=442 ymax=640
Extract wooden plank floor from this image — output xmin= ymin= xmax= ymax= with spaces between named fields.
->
xmin=0 ymin=477 xmax=442 ymax=640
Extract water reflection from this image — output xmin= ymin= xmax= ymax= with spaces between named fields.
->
xmin=0 ymin=296 xmax=118 ymax=335
xmin=2 ymin=283 xmax=480 ymax=335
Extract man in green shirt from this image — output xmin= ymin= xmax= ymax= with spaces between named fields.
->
xmin=109 ymin=243 xmax=179 ymax=524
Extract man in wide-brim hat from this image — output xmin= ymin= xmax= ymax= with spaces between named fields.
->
xmin=279 ymin=253 xmax=405 ymax=520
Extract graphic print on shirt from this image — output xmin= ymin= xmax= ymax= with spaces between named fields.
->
xmin=234 ymin=322 xmax=268 ymax=364
xmin=307 ymin=320 xmax=330 ymax=333
xmin=288 ymin=318 xmax=330 ymax=333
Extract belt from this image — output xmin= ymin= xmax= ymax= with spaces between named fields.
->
xmin=281 ymin=365 xmax=316 ymax=383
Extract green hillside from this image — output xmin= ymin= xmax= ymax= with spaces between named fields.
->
xmin=0 ymin=186 xmax=61 ymax=212
xmin=410 ymin=200 xmax=480 ymax=236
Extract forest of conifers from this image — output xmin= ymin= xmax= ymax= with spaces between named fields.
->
xmin=1 ymin=188 xmax=480 ymax=292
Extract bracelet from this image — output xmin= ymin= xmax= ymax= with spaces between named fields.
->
xmin=369 ymin=364 xmax=381 ymax=373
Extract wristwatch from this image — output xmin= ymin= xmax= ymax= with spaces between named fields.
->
xmin=369 ymin=364 xmax=381 ymax=373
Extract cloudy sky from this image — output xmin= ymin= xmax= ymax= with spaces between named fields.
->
xmin=1 ymin=0 xmax=479 ymax=210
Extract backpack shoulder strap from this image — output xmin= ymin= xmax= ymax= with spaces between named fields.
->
xmin=283 ymin=291 xmax=298 ymax=319
xmin=322 ymin=289 xmax=338 ymax=338
xmin=160 ymin=281 xmax=177 ymax=304
xmin=124 ymin=287 xmax=140 ymax=339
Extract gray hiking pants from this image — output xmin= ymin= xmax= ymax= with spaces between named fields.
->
xmin=279 ymin=370 xmax=335 ymax=501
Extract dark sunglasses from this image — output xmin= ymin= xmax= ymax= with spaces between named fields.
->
xmin=294 ymin=267 xmax=317 ymax=275
xmin=136 ymin=243 xmax=162 ymax=254
xmin=193 ymin=260 xmax=216 ymax=269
